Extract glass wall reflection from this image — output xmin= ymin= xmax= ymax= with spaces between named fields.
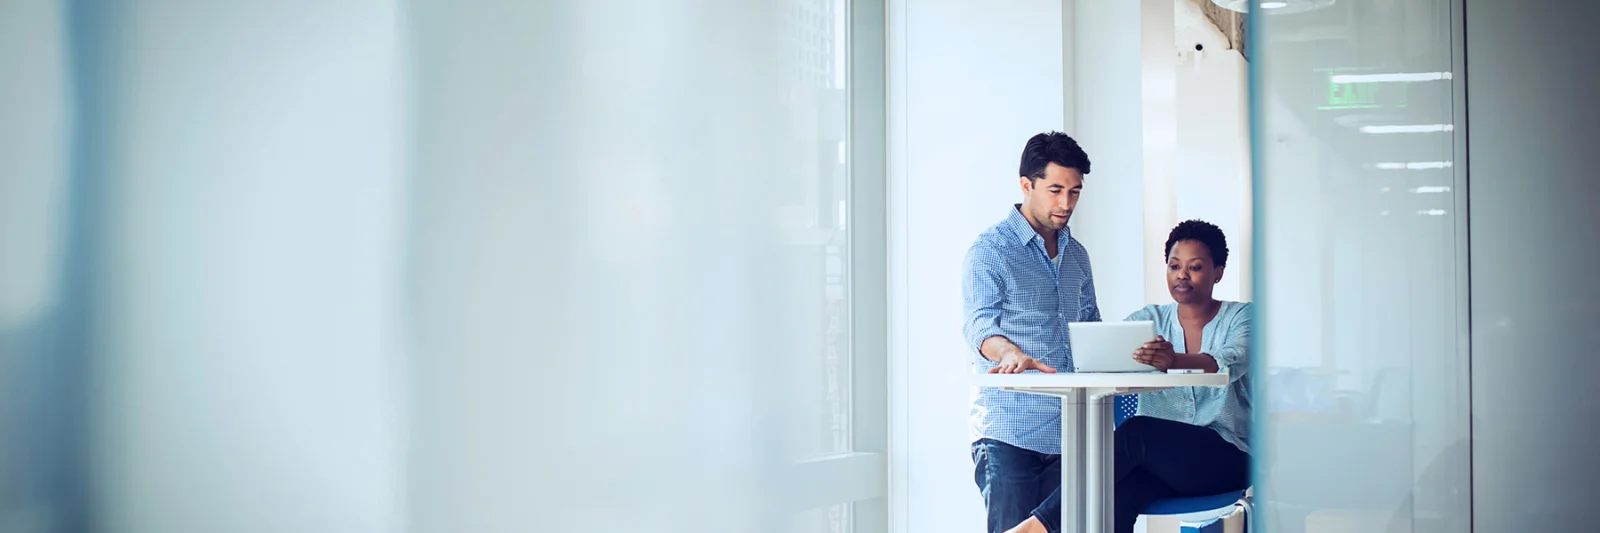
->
xmin=0 ymin=1 xmax=81 ymax=530
xmin=1251 ymin=1 xmax=1470 ymax=532
xmin=0 ymin=1 xmax=885 ymax=531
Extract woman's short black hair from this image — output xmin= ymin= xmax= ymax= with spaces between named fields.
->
xmin=1018 ymin=132 xmax=1091 ymax=181
xmin=1164 ymin=219 xmax=1230 ymax=268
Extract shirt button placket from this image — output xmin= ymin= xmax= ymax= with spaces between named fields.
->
xmin=1186 ymin=389 xmax=1198 ymax=422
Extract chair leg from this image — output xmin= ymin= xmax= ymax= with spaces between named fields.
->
xmin=1221 ymin=506 xmax=1246 ymax=533
xmin=1218 ymin=500 xmax=1252 ymax=533
xmin=1144 ymin=514 xmax=1182 ymax=533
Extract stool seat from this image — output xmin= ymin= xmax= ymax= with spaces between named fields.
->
xmin=1115 ymin=395 xmax=1251 ymax=531
xmin=1143 ymin=489 xmax=1248 ymax=516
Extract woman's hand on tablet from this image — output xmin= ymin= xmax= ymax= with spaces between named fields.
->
xmin=1133 ymin=336 xmax=1177 ymax=371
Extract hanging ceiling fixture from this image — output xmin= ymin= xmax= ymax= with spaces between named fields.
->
xmin=1212 ymin=0 xmax=1336 ymax=14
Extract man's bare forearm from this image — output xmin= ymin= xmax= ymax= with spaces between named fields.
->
xmin=979 ymin=335 xmax=1023 ymax=362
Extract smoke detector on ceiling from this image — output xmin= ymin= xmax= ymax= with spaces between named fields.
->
xmin=1212 ymin=0 xmax=1336 ymax=14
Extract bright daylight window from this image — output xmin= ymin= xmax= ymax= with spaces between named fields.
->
xmin=780 ymin=0 xmax=887 ymax=531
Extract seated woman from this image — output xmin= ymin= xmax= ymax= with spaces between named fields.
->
xmin=1113 ymin=219 xmax=1251 ymax=533
xmin=1007 ymin=220 xmax=1251 ymax=533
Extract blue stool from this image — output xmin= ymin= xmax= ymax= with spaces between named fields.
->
xmin=1114 ymin=395 xmax=1251 ymax=533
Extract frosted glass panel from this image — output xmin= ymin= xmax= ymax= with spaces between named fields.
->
xmin=0 ymin=1 xmax=76 ymax=530
xmin=1251 ymin=1 xmax=1470 ymax=532
xmin=405 ymin=1 xmax=862 ymax=528
xmin=0 ymin=0 xmax=883 ymax=531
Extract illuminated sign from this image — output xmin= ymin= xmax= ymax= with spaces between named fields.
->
xmin=1317 ymin=68 xmax=1413 ymax=111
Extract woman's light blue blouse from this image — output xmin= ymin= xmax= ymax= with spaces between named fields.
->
xmin=1126 ymin=301 xmax=1253 ymax=453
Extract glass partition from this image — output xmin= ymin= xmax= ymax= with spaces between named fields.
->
xmin=1250 ymin=0 xmax=1470 ymax=531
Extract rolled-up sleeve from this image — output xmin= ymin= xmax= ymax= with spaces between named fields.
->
xmin=962 ymin=245 xmax=1006 ymax=353
xmin=1077 ymin=253 xmax=1102 ymax=322
xmin=1207 ymin=305 xmax=1252 ymax=381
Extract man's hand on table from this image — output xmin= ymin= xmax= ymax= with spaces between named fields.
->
xmin=988 ymin=349 xmax=1057 ymax=374
xmin=981 ymin=335 xmax=1057 ymax=374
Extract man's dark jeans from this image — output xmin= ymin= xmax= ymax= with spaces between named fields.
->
xmin=971 ymin=438 xmax=1061 ymax=533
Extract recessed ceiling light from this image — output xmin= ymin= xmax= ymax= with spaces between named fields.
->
xmin=1215 ymin=0 xmax=1335 ymax=13
xmin=1360 ymin=124 xmax=1455 ymax=134
xmin=1331 ymin=72 xmax=1453 ymax=83
xmin=1373 ymin=161 xmax=1454 ymax=170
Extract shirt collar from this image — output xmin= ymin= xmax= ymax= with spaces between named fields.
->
xmin=1003 ymin=204 xmax=1070 ymax=248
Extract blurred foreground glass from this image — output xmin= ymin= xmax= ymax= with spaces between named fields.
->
xmin=1251 ymin=1 xmax=1470 ymax=532
xmin=0 ymin=1 xmax=78 ymax=530
xmin=0 ymin=0 xmax=885 ymax=531
xmin=408 ymin=0 xmax=881 ymax=531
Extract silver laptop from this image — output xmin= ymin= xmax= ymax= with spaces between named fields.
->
xmin=1068 ymin=321 xmax=1160 ymax=373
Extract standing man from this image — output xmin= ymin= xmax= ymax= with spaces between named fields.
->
xmin=964 ymin=132 xmax=1100 ymax=533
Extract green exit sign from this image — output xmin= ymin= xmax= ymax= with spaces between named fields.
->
xmin=1318 ymin=70 xmax=1412 ymax=111
xmin=1328 ymin=82 xmax=1379 ymax=106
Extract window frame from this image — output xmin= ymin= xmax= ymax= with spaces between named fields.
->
xmin=787 ymin=0 xmax=889 ymax=531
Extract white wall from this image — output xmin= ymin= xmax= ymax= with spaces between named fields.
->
xmin=888 ymin=0 xmax=1065 ymax=531
xmin=1077 ymin=0 xmax=1252 ymax=311
xmin=1172 ymin=0 xmax=1250 ymax=302
xmin=1070 ymin=0 xmax=1148 ymax=320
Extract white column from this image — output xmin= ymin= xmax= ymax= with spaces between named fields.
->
xmin=1139 ymin=0 xmax=1178 ymax=306
xmin=1068 ymin=0 xmax=1173 ymax=319
xmin=889 ymin=0 xmax=1067 ymax=531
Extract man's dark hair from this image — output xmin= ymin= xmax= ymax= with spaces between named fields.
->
xmin=1018 ymin=132 xmax=1092 ymax=181
xmin=1164 ymin=219 xmax=1230 ymax=268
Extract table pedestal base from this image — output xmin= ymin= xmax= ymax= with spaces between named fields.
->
xmin=1061 ymin=389 xmax=1121 ymax=533
xmin=982 ymin=373 xmax=1228 ymax=533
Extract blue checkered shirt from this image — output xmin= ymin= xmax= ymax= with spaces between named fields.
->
xmin=1128 ymin=301 xmax=1254 ymax=453
xmin=964 ymin=205 xmax=1101 ymax=454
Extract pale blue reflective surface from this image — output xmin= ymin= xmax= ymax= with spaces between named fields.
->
xmin=1251 ymin=1 xmax=1470 ymax=532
